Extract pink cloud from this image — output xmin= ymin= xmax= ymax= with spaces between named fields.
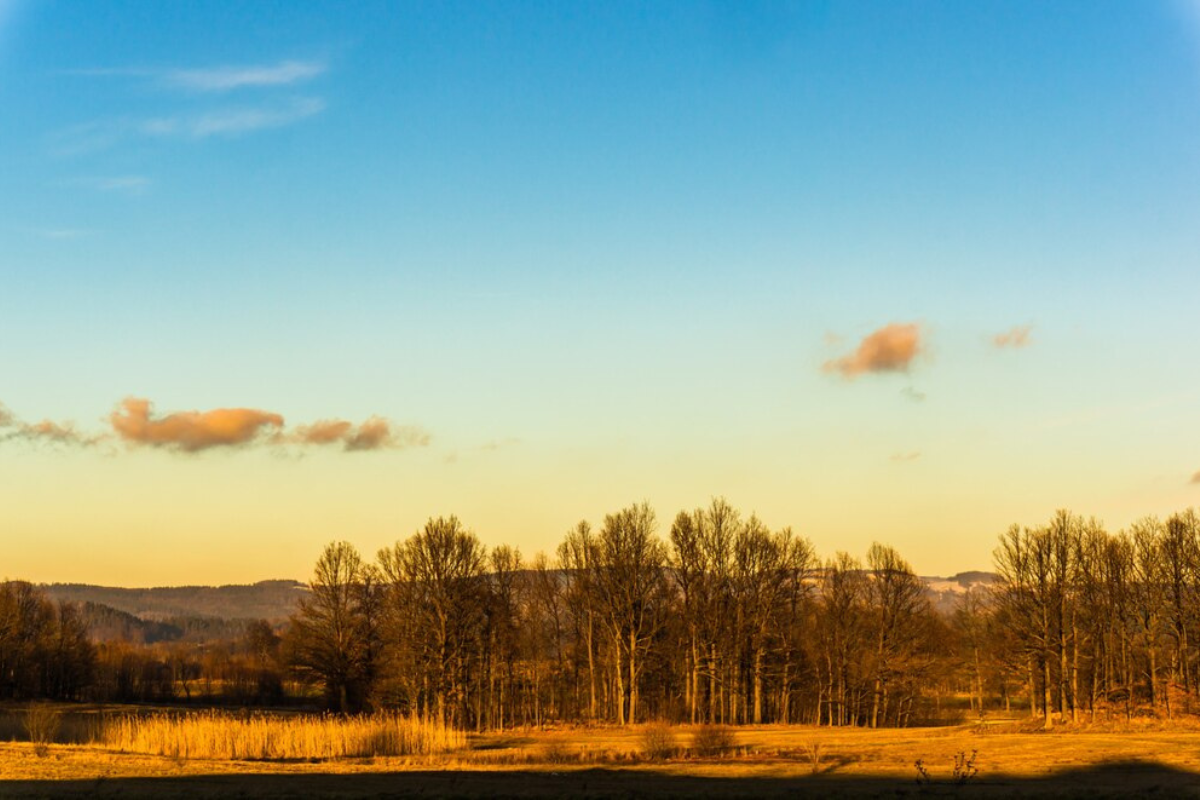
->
xmin=110 ymin=397 xmax=283 ymax=452
xmin=823 ymin=322 xmax=923 ymax=378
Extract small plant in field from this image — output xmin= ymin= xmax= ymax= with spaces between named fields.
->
xmin=803 ymin=739 xmax=823 ymax=774
xmin=639 ymin=723 xmax=678 ymax=761
xmin=913 ymin=757 xmax=931 ymax=785
xmin=690 ymin=724 xmax=734 ymax=758
xmin=953 ymin=749 xmax=979 ymax=785
xmin=24 ymin=704 xmax=61 ymax=747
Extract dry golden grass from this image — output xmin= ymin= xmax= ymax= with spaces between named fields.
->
xmin=9 ymin=717 xmax=1200 ymax=796
xmin=98 ymin=710 xmax=464 ymax=760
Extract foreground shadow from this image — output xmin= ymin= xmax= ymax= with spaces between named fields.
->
xmin=3 ymin=761 xmax=1199 ymax=798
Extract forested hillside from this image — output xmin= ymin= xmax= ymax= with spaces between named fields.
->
xmin=42 ymin=580 xmax=306 ymax=622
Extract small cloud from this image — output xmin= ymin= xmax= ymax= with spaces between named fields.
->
xmin=1191 ymin=470 xmax=1200 ymax=485
xmin=823 ymin=322 xmax=924 ymax=379
xmin=15 ymin=419 xmax=100 ymax=446
xmin=292 ymin=419 xmax=354 ymax=446
xmin=822 ymin=331 xmax=844 ymax=347
xmin=291 ymin=417 xmax=429 ymax=452
xmin=890 ymin=451 xmax=921 ymax=463
xmin=110 ymin=397 xmax=284 ymax=452
xmin=0 ymin=404 xmax=101 ymax=447
xmin=345 ymin=417 xmax=429 ymax=452
xmin=164 ymin=60 xmax=326 ymax=92
xmin=901 ymin=386 xmax=926 ymax=403
xmin=993 ymin=325 xmax=1033 ymax=349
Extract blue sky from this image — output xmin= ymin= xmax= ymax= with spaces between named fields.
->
xmin=2 ymin=1 xmax=1199 ymax=584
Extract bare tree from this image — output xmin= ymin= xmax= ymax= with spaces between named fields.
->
xmin=286 ymin=541 xmax=379 ymax=712
xmin=378 ymin=516 xmax=487 ymax=725
xmin=592 ymin=501 xmax=668 ymax=725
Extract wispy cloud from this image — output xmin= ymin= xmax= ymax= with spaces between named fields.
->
xmin=823 ymin=322 xmax=924 ymax=379
xmin=890 ymin=451 xmax=921 ymax=463
xmin=901 ymin=386 xmax=926 ymax=403
xmin=165 ymin=60 xmax=326 ymax=92
xmin=993 ymin=325 xmax=1033 ymax=349
xmin=1191 ymin=470 xmax=1200 ymax=485
xmin=291 ymin=417 xmax=430 ymax=452
xmin=51 ymin=98 xmax=326 ymax=153
xmin=174 ymin=97 xmax=326 ymax=138
xmin=64 ymin=59 xmax=327 ymax=93
xmin=0 ymin=404 xmax=102 ymax=447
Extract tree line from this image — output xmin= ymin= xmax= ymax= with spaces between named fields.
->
xmin=8 ymin=501 xmax=1200 ymax=730
xmin=287 ymin=499 xmax=954 ymax=727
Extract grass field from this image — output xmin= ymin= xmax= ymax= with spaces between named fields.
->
xmin=5 ymin=714 xmax=1200 ymax=797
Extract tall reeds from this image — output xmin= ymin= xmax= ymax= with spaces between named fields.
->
xmin=97 ymin=711 xmax=464 ymax=761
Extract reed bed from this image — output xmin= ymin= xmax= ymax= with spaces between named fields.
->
xmin=97 ymin=711 xmax=465 ymax=761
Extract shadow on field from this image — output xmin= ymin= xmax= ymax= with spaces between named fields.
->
xmin=4 ymin=762 xmax=1200 ymax=799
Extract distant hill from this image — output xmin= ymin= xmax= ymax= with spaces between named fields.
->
xmin=42 ymin=580 xmax=307 ymax=624
xmin=920 ymin=571 xmax=997 ymax=615
xmin=77 ymin=601 xmax=258 ymax=644
xmin=40 ymin=572 xmax=998 ymax=627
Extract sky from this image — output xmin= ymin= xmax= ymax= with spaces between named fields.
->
xmin=2 ymin=1 xmax=1200 ymax=586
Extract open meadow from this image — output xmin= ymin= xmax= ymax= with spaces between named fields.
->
xmin=6 ymin=711 xmax=1200 ymax=798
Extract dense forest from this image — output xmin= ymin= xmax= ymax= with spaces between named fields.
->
xmin=5 ymin=501 xmax=1200 ymax=731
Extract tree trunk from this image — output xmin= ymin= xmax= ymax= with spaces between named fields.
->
xmin=753 ymin=646 xmax=764 ymax=725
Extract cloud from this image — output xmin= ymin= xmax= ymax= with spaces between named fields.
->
xmin=110 ymin=397 xmax=284 ymax=452
xmin=901 ymin=386 xmax=926 ymax=403
xmin=50 ymin=98 xmax=325 ymax=153
xmin=291 ymin=417 xmax=428 ymax=452
xmin=164 ymin=60 xmax=326 ymax=92
xmin=823 ymin=322 xmax=924 ymax=378
xmin=292 ymin=419 xmax=354 ymax=446
xmin=993 ymin=325 xmax=1033 ymax=349
xmin=3 ymin=398 xmax=427 ymax=455
xmin=346 ymin=417 xmax=429 ymax=452
xmin=0 ymin=404 xmax=101 ymax=447
xmin=14 ymin=420 xmax=99 ymax=446
xmin=63 ymin=59 xmax=326 ymax=93
xmin=145 ymin=97 xmax=326 ymax=139
xmin=1192 ymin=470 xmax=1200 ymax=485
xmin=890 ymin=451 xmax=921 ymax=463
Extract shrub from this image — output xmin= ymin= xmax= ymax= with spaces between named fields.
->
xmin=23 ymin=704 xmax=61 ymax=746
xmin=690 ymin=724 xmax=734 ymax=757
xmin=639 ymin=723 xmax=678 ymax=761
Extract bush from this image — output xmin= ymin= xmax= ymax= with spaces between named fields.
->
xmin=24 ymin=704 xmax=61 ymax=745
xmin=639 ymin=723 xmax=678 ymax=761
xmin=690 ymin=724 xmax=734 ymax=757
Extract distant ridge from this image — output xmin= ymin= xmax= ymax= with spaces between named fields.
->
xmin=38 ymin=572 xmax=996 ymax=624
xmin=41 ymin=579 xmax=307 ymax=623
